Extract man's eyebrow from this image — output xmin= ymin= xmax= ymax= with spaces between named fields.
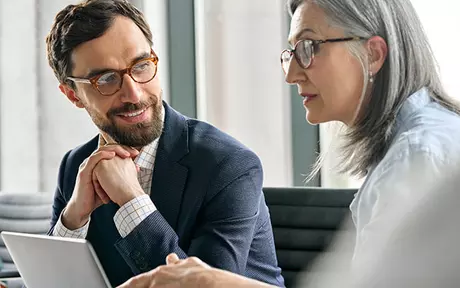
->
xmin=131 ymin=51 xmax=151 ymax=64
xmin=288 ymin=27 xmax=316 ymax=46
xmin=85 ymin=68 xmax=113 ymax=79
xmin=85 ymin=51 xmax=152 ymax=78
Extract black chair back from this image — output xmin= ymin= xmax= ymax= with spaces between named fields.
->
xmin=264 ymin=187 xmax=356 ymax=288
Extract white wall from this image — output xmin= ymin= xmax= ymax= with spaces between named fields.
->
xmin=0 ymin=0 xmax=40 ymax=192
xmin=143 ymin=0 xmax=170 ymax=103
xmin=320 ymin=124 xmax=364 ymax=188
xmin=195 ymin=0 xmax=293 ymax=187
xmin=410 ymin=0 xmax=460 ymax=98
xmin=0 ymin=0 xmax=96 ymax=193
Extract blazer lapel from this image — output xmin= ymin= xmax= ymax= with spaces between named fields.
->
xmin=149 ymin=102 xmax=189 ymax=229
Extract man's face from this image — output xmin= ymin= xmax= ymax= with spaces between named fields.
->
xmin=63 ymin=16 xmax=163 ymax=147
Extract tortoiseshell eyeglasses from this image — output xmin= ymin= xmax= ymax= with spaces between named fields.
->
xmin=67 ymin=50 xmax=159 ymax=96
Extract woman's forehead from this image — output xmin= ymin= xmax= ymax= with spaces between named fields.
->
xmin=289 ymin=2 xmax=344 ymax=44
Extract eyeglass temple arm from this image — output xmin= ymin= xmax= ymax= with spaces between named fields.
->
xmin=320 ymin=37 xmax=367 ymax=44
xmin=66 ymin=76 xmax=91 ymax=84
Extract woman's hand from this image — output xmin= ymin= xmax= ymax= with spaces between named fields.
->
xmin=117 ymin=254 xmax=214 ymax=288
xmin=117 ymin=253 xmax=275 ymax=288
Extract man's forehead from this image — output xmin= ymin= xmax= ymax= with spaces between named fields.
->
xmin=70 ymin=16 xmax=151 ymax=76
xmin=70 ymin=43 xmax=151 ymax=78
xmin=72 ymin=44 xmax=149 ymax=70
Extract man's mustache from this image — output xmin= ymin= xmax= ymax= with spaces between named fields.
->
xmin=108 ymin=100 xmax=155 ymax=116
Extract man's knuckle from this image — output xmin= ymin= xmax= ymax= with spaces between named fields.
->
xmin=156 ymin=265 xmax=169 ymax=275
xmin=189 ymin=257 xmax=200 ymax=263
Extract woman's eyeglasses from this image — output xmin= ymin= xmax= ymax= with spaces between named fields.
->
xmin=280 ymin=37 xmax=366 ymax=73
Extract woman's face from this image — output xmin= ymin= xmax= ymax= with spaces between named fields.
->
xmin=284 ymin=2 xmax=365 ymax=125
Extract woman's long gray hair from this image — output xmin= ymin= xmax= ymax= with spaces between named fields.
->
xmin=288 ymin=0 xmax=460 ymax=178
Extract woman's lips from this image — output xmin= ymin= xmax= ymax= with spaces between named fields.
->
xmin=301 ymin=93 xmax=318 ymax=105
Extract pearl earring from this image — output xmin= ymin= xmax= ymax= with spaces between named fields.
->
xmin=369 ymin=71 xmax=374 ymax=83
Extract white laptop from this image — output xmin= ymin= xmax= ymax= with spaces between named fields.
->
xmin=1 ymin=231 xmax=111 ymax=288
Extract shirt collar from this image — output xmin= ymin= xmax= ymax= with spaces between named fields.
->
xmin=397 ymin=87 xmax=431 ymax=122
xmin=364 ymin=88 xmax=431 ymax=174
xmin=393 ymin=87 xmax=431 ymax=135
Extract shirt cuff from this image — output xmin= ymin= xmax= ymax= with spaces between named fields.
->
xmin=114 ymin=195 xmax=157 ymax=238
xmin=52 ymin=208 xmax=90 ymax=239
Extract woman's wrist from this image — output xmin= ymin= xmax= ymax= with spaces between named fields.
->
xmin=209 ymin=268 xmax=276 ymax=288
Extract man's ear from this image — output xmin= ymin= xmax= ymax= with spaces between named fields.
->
xmin=59 ymin=83 xmax=85 ymax=108
xmin=367 ymin=36 xmax=388 ymax=75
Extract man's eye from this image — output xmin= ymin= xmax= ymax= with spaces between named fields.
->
xmin=97 ymin=72 xmax=118 ymax=85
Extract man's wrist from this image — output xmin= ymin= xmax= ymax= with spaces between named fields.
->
xmin=62 ymin=202 xmax=90 ymax=230
xmin=119 ymin=187 xmax=145 ymax=206
xmin=114 ymin=195 xmax=156 ymax=238
xmin=200 ymin=268 xmax=219 ymax=288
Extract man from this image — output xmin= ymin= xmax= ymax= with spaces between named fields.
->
xmin=46 ymin=1 xmax=283 ymax=287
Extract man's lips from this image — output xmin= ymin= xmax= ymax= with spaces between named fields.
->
xmin=117 ymin=108 xmax=147 ymax=118
xmin=115 ymin=106 xmax=150 ymax=123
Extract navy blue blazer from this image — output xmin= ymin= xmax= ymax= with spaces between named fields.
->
xmin=49 ymin=103 xmax=284 ymax=287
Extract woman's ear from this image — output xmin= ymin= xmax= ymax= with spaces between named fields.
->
xmin=59 ymin=84 xmax=85 ymax=108
xmin=367 ymin=36 xmax=388 ymax=75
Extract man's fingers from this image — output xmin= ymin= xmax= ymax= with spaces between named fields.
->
xmin=123 ymin=146 xmax=140 ymax=157
xmin=102 ymin=144 xmax=139 ymax=158
xmin=79 ymin=150 xmax=116 ymax=186
xmin=101 ymin=146 xmax=130 ymax=158
xmin=92 ymin=172 xmax=110 ymax=204
xmin=166 ymin=253 xmax=180 ymax=265
xmin=82 ymin=146 xmax=138 ymax=176
xmin=175 ymin=256 xmax=211 ymax=269
xmin=85 ymin=150 xmax=116 ymax=172
xmin=79 ymin=158 xmax=89 ymax=172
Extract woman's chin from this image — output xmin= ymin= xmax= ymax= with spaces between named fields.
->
xmin=306 ymin=112 xmax=325 ymax=125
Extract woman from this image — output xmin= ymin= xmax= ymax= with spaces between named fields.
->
xmin=283 ymin=0 xmax=460 ymax=263
xmin=118 ymin=0 xmax=460 ymax=287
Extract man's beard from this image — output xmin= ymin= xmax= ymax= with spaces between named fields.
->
xmin=87 ymin=96 xmax=164 ymax=147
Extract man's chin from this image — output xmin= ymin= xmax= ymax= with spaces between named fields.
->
xmin=106 ymin=123 xmax=162 ymax=147
xmin=112 ymin=134 xmax=156 ymax=147
xmin=101 ymin=106 xmax=163 ymax=147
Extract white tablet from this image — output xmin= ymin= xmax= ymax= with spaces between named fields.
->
xmin=1 ymin=231 xmax=111 ymax=288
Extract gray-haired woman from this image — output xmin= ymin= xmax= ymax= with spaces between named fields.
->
xmin=283 ymin=0 xmax=460 ymax=262
xmin=117 ymin=0 xmax=460 ymax=287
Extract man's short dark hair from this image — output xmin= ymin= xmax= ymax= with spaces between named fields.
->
xmin=46 ymin=0 xmax=153 ymax=86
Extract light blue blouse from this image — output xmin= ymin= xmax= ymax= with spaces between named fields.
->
xmin=350 ymin=87 xmax=460 ymax=257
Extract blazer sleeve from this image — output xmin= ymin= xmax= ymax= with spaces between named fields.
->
xmin=114 ymin=148 xmax=263 ymax=275
xmin=47 ymin=150 xmax=72 ymax=235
